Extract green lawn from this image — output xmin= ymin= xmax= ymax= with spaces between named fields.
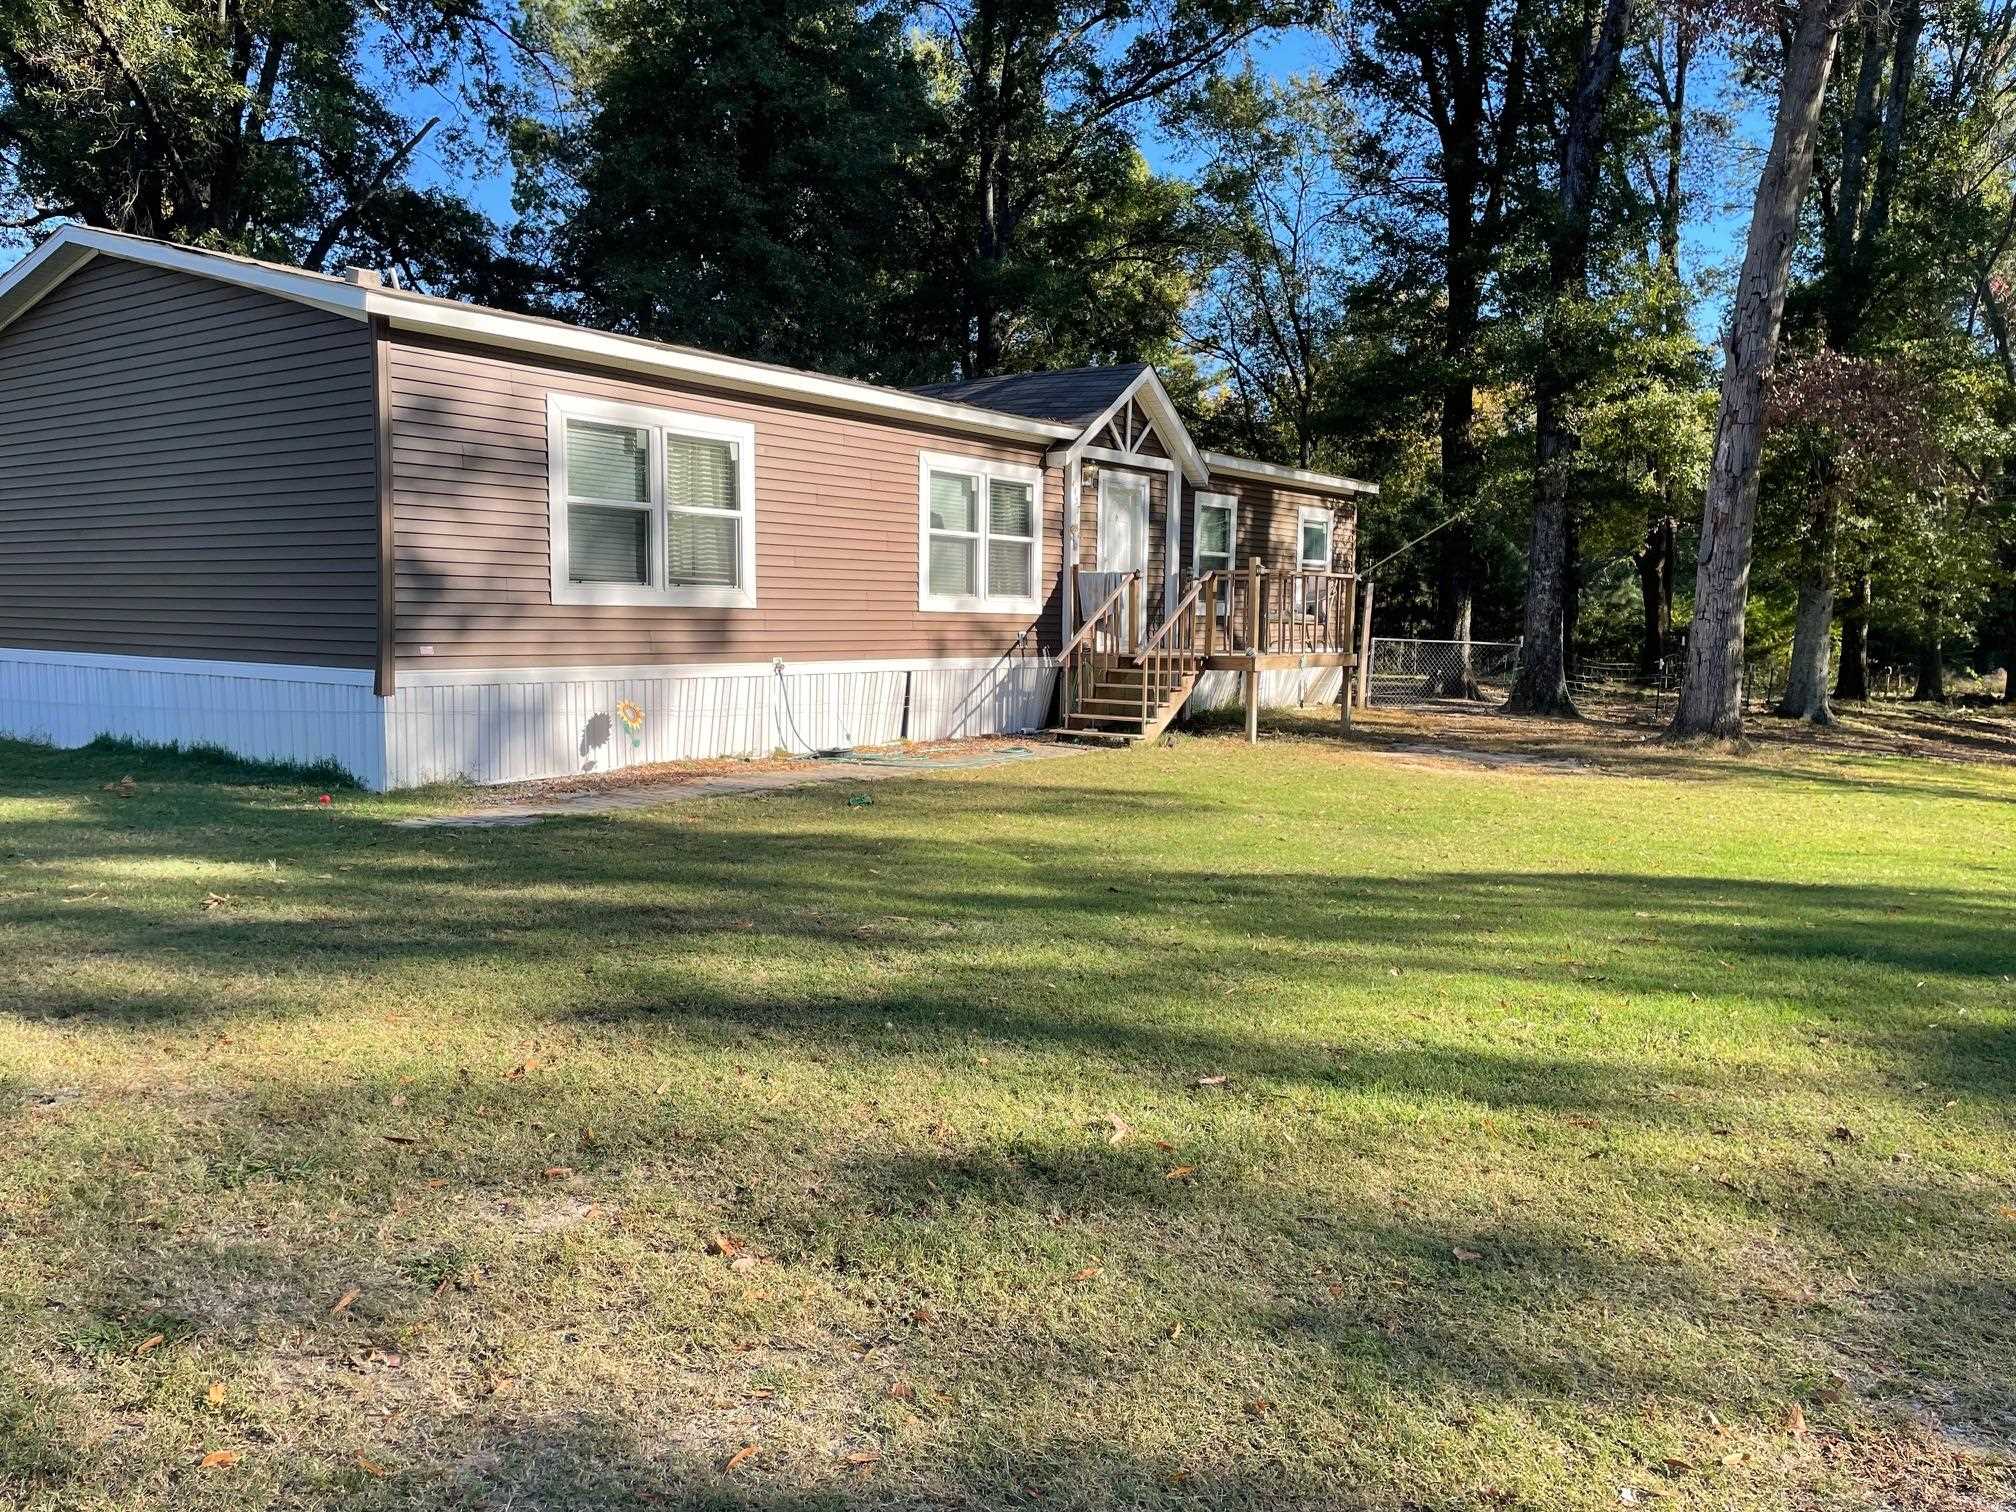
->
xmin=1 ymin=720 xmax=2012 ymax=1511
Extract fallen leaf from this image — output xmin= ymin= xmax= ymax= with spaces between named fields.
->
xmin=198 ymin=1450 xmax=240 ymax=1469
xmin=1165 ymin=1165 xmax=1196 ymax=1181
xmin=749 ymin=1387 xmax=775 ymax=1400
xmin=541 ymin=1166 xmax=573 ymax=1180
xmin=330 ymin=1287 xmax=361 ymax=1315
xmin=730 ymin=1256 xmax=757 ymax=1273
xmin=1070 ymin=1266 xmax=1102 ymax=1282
xmin=1661 ymin=1456 xmax=1692 ymax=1474
xmin=1783 ymin=1402 xmax=1807 ymax=1436
xmin=706 ymin=1234 xmax=738 ymax=1258
xmin=504 ymin=1058 xmax=541 ymax=1080
xmin=845 ymin=1451 xmax=881 ymax=1467
xmin=1451 ymin=1247 xmax=1484 ymax=1263
xmin=381 ymin=1133 xmax=419 ymax=1145
xmin=1195 ymin=1075 xmax=1229 ymax=1088
xmin=133 ymin=1333 xmax=165 ymax=1356
xmin=356 ymin=1453 xmax=390 ymax=1477
xmin=723 ymin=1444 xmax=759 ymax=1473
xmin=886 ymin=1382 xmax=915 ymax=1401
xmin=205 ymin=1381 xmax=225 ymax=1406
xmin=1099 ymin=1114 xmax=1133 ymax=1146
xmin=1245 ymin=1399 xmax=1272 ymax=1417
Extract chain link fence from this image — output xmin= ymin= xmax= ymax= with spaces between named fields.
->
xmin=1364 ymin=638 xmax=1522 ymax=710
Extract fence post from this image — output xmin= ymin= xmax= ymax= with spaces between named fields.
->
xmin=1354 ymin=580 xmax=1376 ymax=708
xmin=1243 ymin=556 xmax=1263 ymax=743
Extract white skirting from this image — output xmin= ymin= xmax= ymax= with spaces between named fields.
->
xmin=0 ymin=649 xmax=1058 ymax=791
xmin=1188 ymin=662 xmax=1346 ymax=713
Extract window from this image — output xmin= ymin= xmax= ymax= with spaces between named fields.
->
xmin=919 ymin=452 xmax=1044 ymax=612
xmin=1193 ymin=491 xmax=1237 ymax=578
xmin=548 ymin=394 xmax=756 ymax=607
xmin=1299 ymin=505 xmax=1334 ymax=571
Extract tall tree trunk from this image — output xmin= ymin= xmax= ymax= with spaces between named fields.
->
xmin=1779 ymin=492 xmax=1837 ymax=722
xmin=1835 ymin=572 xmax=1872 ymax=700
xmin=1913 ymin=610 xmax=1946 ymax=700
xmin=1509 ymin=0 xmax=1637 ymax=716
xmin=1636 ymin=516 xmax=1676 ymax=673
xmin=1669 ymin=0 xmax=1852 ymax=739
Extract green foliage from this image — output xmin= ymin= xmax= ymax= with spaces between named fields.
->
xmin=0 ymin=0 xmax=527 ymax=292
xmin=514 ymin=0 xmax=942 ymax=376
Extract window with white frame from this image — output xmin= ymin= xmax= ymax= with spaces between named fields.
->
xmin=1193 ymin=490 xmax=1237 ymax=610
xmin=1299 ymin=505 xmax=1334 ymax=570
xmin=919 ymin=453 xmax=1043 ymax=612
xmin=548 ymin=394 xmax=756 ymax=608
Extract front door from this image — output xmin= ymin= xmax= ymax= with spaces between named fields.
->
xmin=1097 ymin=471 xmax=1150 ymax=636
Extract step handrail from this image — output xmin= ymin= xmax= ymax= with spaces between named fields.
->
xmin=1132 ymin=577 xmax=1205 ymax=665
xmin=1129 ymin=576 xmax=1208 ymax=729
xmin=1058 ymin=572 xmax=1138 ymax=660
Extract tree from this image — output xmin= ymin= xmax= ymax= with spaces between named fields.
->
xmin=512 ymin=0 xmax=942 ymax=377
xmin=1669 ymin=0 xmax=1856 ymax=739
xmin=910 ymin=0 xmax=1300 ymax=378
xmin=1337 ymin=0 xmax=1535 ymax=661
xmin=0 ymin=0 xmax=528 ymax=292
xmin=1506 ymin=0 xmax=1639 ymax=714
xmin=1174 ymin=71 xmax=1357 ymax=467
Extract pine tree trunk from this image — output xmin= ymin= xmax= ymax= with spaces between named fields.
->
xmin=1835 ymin=573 xmax=1871 ymax=700
xmin=1636 ymin=517 xmax=1675 ymax=673
xmin=1669 ymin=0 xmax=1851 ymax=739
xmin=1508 ymin=0 xmax=1636 ymax=716
xmin=1914 ymin=611 xmax=1946 ymax=700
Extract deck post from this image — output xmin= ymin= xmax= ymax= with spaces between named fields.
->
xmin=1127 ymin=572 xmax=1141 ymax=655
xmin=1339 ymin=576 xmax=1357 ymax=731
xmin=1243 ymin=557 xmax=1263 ymax=743
xmin=1355 ymin=579 xmax=1376 ymax=709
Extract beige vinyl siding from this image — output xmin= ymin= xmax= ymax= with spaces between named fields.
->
xmin=387 ymin=335 xmax=1065 ymax=670
xmin=0 ymin=257 xmax=379 ymax=667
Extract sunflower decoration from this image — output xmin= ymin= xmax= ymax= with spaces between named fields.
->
xmin=614 ymin=699 xmax=646 ymax=750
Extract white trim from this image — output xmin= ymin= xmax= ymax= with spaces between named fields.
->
xmin=0 ymin=239 xmax=96 ymax=337
xmin=398 ymin=653 xmax=1055 ymax=688
xmin=1191 ymin=491 xmax=1239 ymax=577
xmin=1052 ymin=369 xmax=1210 ymax=487
xmin=1204 ymin=450 xmax=1379 ymax=496
xmin=0 ymin=646 xmax=377 ymax=686
xmin=547 ymin=392 xmax=757 ymax=609
xmin=1068 ymin=443 xmax=1177 ymax=472
xmin=1298 ymin=504 xmax=1335 ymax=569
xmin=1 ymin=226 xmax=1079 ymax=448
xmin=916 ymin=451 xmax=1046 ymax=615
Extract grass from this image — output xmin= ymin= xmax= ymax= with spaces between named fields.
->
xmin=0 ymin=713 xmax=2012 ymax=1511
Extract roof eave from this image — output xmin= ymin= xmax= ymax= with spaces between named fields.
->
xmin=1202 ymin=450 xmax=1379 ymax=498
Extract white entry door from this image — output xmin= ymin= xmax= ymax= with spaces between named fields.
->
xmin=1097 ymin=471 xmax=1150 ymax=635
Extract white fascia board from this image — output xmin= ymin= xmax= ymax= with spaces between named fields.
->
xmin=1203 ymin=450 xmax=1380 ymax=497
xmin=1053 ymin=367 xmax=1210 ymax=487
xmin=1127 ymin=367 xmax=1210 ymax=486
xmin=0 ymin=235 xmax=96 ymax=336
xmin=367 ymin=295 xmax=1081 ymax=447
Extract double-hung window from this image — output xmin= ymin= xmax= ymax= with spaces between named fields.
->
xmin=548 ymin=394 xmax=756 ymax=608
xmin=919 ymin=452 xmax=1044 ymax=613
xmin=1298 ymin=505 xmax=1334 ymax=572
xmin=1193 ymin=490 xmax=1238 ymax=610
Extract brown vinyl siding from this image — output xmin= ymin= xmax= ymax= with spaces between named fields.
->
xmin=387 ymin=334 xmax=1065 ymax=670
xmin=1201 ymin=476 xmax=1358 ymax=575
xmin=0 ymin=257 xmax=378 ymax=667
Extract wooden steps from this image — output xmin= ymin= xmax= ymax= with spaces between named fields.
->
xmin=1047 ymin=667 xmax=1196 ymax=745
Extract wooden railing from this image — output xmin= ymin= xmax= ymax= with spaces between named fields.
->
xmin=1199 ymin=561 xmax=1359 ymax=660
xmin=1130 ymin=575 xmax=1208 ymax=726
xmin=1057 ymin=571 xmax=1138 ymax=723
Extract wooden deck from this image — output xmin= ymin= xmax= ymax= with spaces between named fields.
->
xmin=1052 ymin=562 xmax=1363 ymax=745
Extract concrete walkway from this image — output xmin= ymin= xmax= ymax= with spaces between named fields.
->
xmin=393 ymin=742 xmax=1093 ymax=829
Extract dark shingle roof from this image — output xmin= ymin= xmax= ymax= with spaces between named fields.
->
xmin=907 ymin=363 xmax=1147 ymax=427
